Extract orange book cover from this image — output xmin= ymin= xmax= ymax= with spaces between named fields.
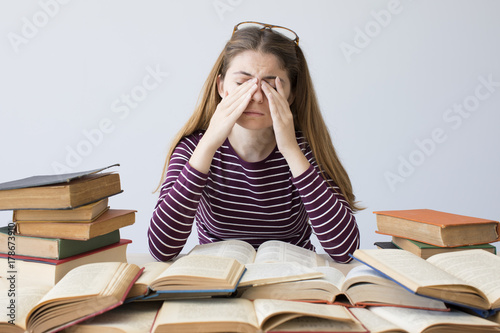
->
xmin=373 ymin=209 xmax=498 ymax=227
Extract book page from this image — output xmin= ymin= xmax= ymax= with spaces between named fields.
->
xmin=427 ymin=250 xmax=500 ymax=306
xmin=65 ymin=301 xmax=161 ymax=333
xmin=254 ymin=240 xmax=319 ymax=268
xmin=135 ymin=262 xmax=171 ymax=287
xmin=152 ymin=298 xmax=258 ymax=331
xmin=38 ymin=262 xmax=128 ymax=302
xmin=370 ymin=306 xmax=500 ymax=333
xmin=188 ymin=240 xmax=257 ymax=264
xmin=342 ymin=265 xmax=399 ymax=291
xmin=254 ymin=299 xmax=355 ymax=332
xmin=0 ymin=285 xmax=51 ymax=329
xmin=239 ymin=262 xmax=324 ymax=287
xmin=348 ymin=308 xmax=406 ymax=333
xmin=353 ymin=249 xmax=466 ymax=292
xmin=313 ymin=266 xmax=345 ymax=291
xmin=152 ymin=255 xmax=237 ymax=285
xmin=270 ymin=315 xmax=367 ymax=333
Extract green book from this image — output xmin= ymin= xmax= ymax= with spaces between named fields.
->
xmin=0 ymin=226 xmax=120 ymax=259
xmin=392 ymin=236 xmax=497 ymax=259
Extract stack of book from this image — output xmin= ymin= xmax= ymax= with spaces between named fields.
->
xmin=0 ymin=164 xmax=136 ymax=287
xmin=373 ymin=209 xmax=499 ymax=259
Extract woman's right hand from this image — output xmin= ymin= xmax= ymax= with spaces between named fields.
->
xmin=188 ymin=78 xmax=258 ymax=174
xmin=204 ymin=78 xmax=258 ymax=149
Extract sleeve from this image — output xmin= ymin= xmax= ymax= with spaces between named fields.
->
xmin=292 ymin=141 xmax=360 ymax=263
xmin=148 ymin=134 xmax=208 ymax=261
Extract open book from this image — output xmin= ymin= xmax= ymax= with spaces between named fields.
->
xmin=351 ymin=306 xmax=500 ymax=333
xmin=150 ymin=298 xmax=367 ymax=333
xmin=189 ymin=239 xmax=342 ymax=286
xmin=0 ymin=262 xmax=141 ymax=333
xmin=127 ymin=254 xmax=246 ymax=300
xmin=239 ymin=264 xmax=447 ymax=311
xmin=352 ymin=248 xmax=500 ymax=317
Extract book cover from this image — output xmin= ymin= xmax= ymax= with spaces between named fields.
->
xmin=15 ymin=209 xmax=136 ymax=240
xmin=0 ymin=164 xmax=119 ymax=191
xmin=0 ymin=227 xmax=120 ymax=259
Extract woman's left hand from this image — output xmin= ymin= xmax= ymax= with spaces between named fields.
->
xmin=262 ymin=78 xmax=310 ymax=176
xmin=261 ymin=78 xmax=297 ymax=155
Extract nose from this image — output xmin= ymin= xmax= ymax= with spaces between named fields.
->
xmin=251 ymin=81 xmax=264 ymax=103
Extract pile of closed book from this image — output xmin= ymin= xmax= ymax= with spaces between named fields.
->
xmin=373 ymin=208 xmax=499 ymax=259
xmin=0 ymin=164 xmax=135 ymax=287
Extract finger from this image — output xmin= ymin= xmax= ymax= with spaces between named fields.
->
xmin=262 ymin=80 xmax=287 ymax=114
xmin=221 ymin=78 xmax=257 ymax=103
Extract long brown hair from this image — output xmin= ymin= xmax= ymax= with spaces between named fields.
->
xmin=156 ymin=26 xmax=361 ymax=212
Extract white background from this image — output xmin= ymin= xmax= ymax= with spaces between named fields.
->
xmin=1 ymin=0 xmax=499 ymax=255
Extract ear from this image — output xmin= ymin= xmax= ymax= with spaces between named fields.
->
xmin=217 ymin=74 xmax=225 ymax=99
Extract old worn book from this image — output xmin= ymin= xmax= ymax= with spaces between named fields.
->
xmin=374 ymin=209 xmax=500 ymax=247
xmin=63 ymin=301 xmax=162 ymax=333
xmin=150 ymin=298 xmax=368 ymax=333
xmin=0 ymin=239 xmax=131 ymax=287
xmin=354 ymin=306 xmax=500 ymax=333
xmin=392 ymin=236 xmax=497 ymax=259
xmin=187 ymin=239 xmax=345 ymax=288
xmin=0 ymin=164 xmax=121 ymax=210
xmin=352 ymin=248 xmax=500 ymax=316
xmin=12 ymin=198 xmax=109 ymax=222
xmin=188 ymin=239 xmax=339 ymax=267
xmin=239 ymin=264 xmax=447 ymax=311
xmin=0 ymin=261 xmax=142 ymax=333
xmin=127 ymin=254 xmax=246 ymax=300
xmin=0 ymin=226 xmax=120 ymax=259
xmin=15 ymin=209 xmax=135 ymax=240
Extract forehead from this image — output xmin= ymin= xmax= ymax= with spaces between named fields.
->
xmin=227 ymin=51 xmax=288 ymax=77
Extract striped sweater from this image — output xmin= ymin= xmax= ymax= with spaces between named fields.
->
xmin=148 ymin=131 xmax=360 ymax=263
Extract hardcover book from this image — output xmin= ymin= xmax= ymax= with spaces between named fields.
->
xmin=0 ymin=226 xmax=120 ymax=259
xmin=374 ymin=209 xmax=500 ymax=247
xmin=0 ymin=239 xmax=131 ymax=286
xmin=15 ymin=209 xmax=136 ymax=240
xmin=0 ymin=164 xmax=121 ymax=210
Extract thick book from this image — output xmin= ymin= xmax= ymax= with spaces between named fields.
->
xmin=352 ymin=248 xmax=500 ymax=317
xmin=127 ymin=254 xmax=246 ymax=300
xmin=15 ymin=209 xmax=136 ymax=240
xmin=0 ymin=226 xmax=120 ymax=259
xmin=374 ymin=209 xmax=500 ymax=247
xmin=0 ymin=261 xmax=142 ymax=333
xmin=150 ymin=298 xmax=368 ymax=333
xmin=0 ymin=164 xmax=121 ymax=210
xmin=239 ymin=264 xmax=448 ymax=311
xmin=392 ymin=236 xmax=497 ymax=259
xmin=351 ymin=306 xmax=500 ymax=333
xmin=0 ymin=239 xmax=131 ymax=286
xmin=12 ymin=198 xmax=109 ymax=222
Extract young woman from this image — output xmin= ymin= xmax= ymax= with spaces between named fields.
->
xmin=148 ymin=21 xmax=361 ymax=263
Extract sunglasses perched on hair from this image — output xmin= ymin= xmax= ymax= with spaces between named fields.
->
xmin=232 ymin=21 xmax=300 ymax=46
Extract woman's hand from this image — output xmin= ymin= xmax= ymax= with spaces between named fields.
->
xmin=204 ymin=78 xmax=258 ymax=150
xmin=189 ymin=78 xmax=258 ymax=174
xmin=262 ymin=77 xmax=310 ymax=177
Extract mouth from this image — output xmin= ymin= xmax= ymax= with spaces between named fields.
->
xmin=243 ymin=110 xmax=265 ymax=117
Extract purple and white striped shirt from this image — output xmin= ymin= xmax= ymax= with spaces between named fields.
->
xmin=148 ymin=131 xmax=360 ymax=263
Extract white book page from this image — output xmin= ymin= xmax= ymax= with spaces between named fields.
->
xmin=188 ymin=240 xmax=256 ymax=265
xmin=254 ymin=240 xmax=319 ymax=268
xmin=427 ymin=249 xmax=500 ymax=305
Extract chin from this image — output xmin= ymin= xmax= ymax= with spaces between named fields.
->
xmin=235 ymin=119 xmax=273 ymax=131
